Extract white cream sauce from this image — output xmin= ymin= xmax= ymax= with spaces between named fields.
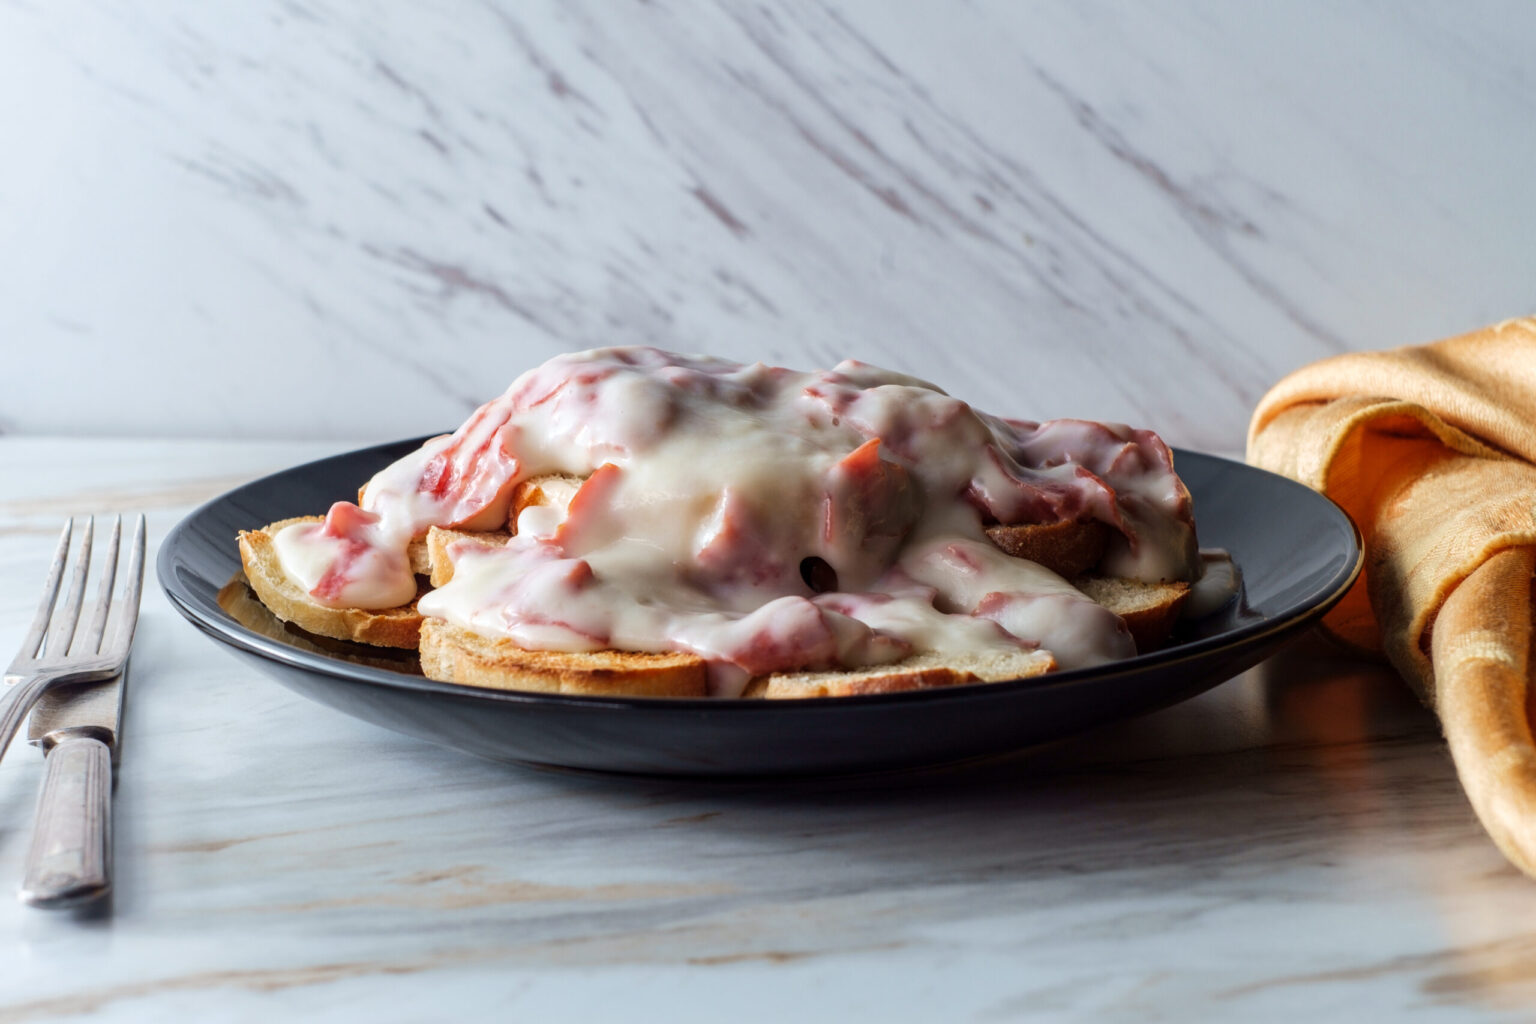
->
xmin=271 ymin=348 xmax=1200 ymax=695
xmin=1183 ymin=549 xmax=1242 ymax=620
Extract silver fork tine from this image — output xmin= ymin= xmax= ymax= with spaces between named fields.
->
xmin=18 ymin=521 xmax=72 ymax=662
xmin=107 ymin=514 xmax=147 ymax=657
xmin=48 ymin=517 xmax=94 ymax=659
xmin=81 ymin=516 xmax=122 ymax=656
xmin=1 ymin=515 xmax=144 ymax=775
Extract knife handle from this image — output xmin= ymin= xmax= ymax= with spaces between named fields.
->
xmin=19 ymin=735 xmax=112 ymax=909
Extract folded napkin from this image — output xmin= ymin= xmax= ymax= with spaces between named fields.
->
xmin=1248 ymin=317 xmax=1536 ymax=875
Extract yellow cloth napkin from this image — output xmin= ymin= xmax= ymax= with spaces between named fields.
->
xmin=1248 ymin=317 xmax=1536 ymax=876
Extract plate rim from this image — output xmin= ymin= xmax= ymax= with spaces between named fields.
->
xmin=158 ymin=440 xmax=1364 ymax=713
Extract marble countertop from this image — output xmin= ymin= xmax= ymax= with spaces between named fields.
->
xmin=3 ymin=436 xmax=1536 ymax=1021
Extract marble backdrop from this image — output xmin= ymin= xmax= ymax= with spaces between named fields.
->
xmin=2 ymin=1 xmax=1534 ymax=449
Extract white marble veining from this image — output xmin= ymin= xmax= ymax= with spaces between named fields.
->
xmin=4 ymin=437 xmax=1536 ymax=1021
xmin=3 ymin=3 xmax=1534 ymax=448
xmin=6 ymin=2 xmax=1536 ymax=1018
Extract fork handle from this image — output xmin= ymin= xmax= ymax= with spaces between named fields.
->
xmin=19 ymin=735 xmax=112 ymax=908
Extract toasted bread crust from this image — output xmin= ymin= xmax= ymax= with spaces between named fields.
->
xmin=758 ymin=648 xmax=1056 ymax=699
xmin=407 ymin=536 xmax=431 ymax=577
xmin=426 ymin=526 xmax=512 ymax=587
xmin=237 ymin=517 xmax=425 ymax=649
xmin=985 ymin=519 xmax=1110 ymax=579
xmin=1075 ymin=576 xmax=1190 ymax=652
xmin=418 ymin=619 xmax=708 ymax=696
xmin=509 ymin=474 xmax=584 ymax=531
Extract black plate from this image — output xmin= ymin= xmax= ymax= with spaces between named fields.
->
xmin=158 ymin=440 xmax=1361 ymax=776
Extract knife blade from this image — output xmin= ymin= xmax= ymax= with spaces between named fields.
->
xmin=27 ymin=670 xmax=126 ymax=760
xmin=19 ymin=649 xmax=128 ymax=909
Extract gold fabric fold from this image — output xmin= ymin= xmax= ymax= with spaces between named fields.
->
xmin=1248 ymin=317 xmax=1536 ymax=875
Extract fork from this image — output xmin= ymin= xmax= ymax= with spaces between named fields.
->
xmin=1 ymin=515 xmax=145 ymax=777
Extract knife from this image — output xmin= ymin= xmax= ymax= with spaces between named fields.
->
xmin=18 ymin=658 xmax=127 ymax=908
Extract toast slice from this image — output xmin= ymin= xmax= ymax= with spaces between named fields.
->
xmin=237 ymin=517 xmax=426 ymax=649
xmin=1074 ymin=576 xmax=1189 ymax=653
xmin=419 ymin=620 xmax=1054 ymax=698
xmin=407 ymin=535 xmax=431 ymax=576
xmin=425 ymin=526 xmax=512 ymax=587
xmin=985 ymin=519 xmax=1110 ymax=579
xmin=511 ymin=474 xmax=584 ymax=521
xmin=417 ymin=476 xmax=1189 ymax=690
xmin=420 ymin=526 xmax=1061 ymax=697
xmin=217 ymin=575 xmax=425 ymax=674
xmin=751 ymin=647 xmax=1057 ymax=699
xmin=418 ymin=618 xmax=708 ymax=696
